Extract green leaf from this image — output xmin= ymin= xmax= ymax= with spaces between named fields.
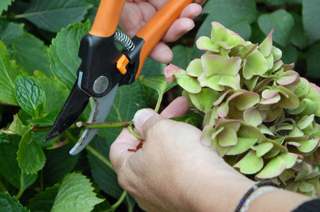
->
xmin=49 ymin=21 xmax=91 ymax=90
xmin=290 ymin=13 xmax=308 ymax=49
xmin=0 ymin=0 xmax=14 ymax=15
xmin=11 ymin=32 xmax=52 ymax=78
xmin=234 ymin=150 xmax=264 ymax=174
xmin=27 ymin=184 xmax=60 ymax=212
xmin=15 ymin=76 xmax=45 ymax=119
xmin=280 ymin=44 xmax=298 ymax=65
xmin=302 ymin=0 xmax=320 ymax=45
xmin=0 ymin=20 xmax=24 ymax=47
xmin=0 ymin=192 xmax=29 ymax=212
xmin=87 ymin=136 xmax=123 ymax=199
xmin=263 ymin=0 xmax=302 ymax=5
xmin=0 ymin=41 xmax=20 ymax=105
xmin=34 ymin=71 xmax=69 ymax=115
xmin=306 ymin=41 xmax=320 ymax=78
xmin=171 ymin=45 xmax=192 ymax=70
xmin=52 ymin=173 xmax=104 ymax=212
xmin=17 ymin=131 xmax=46 ymax=174
xmin=43 ymin=143 xmax=80 ymax=185
xmin=27 ymin=109 xmax=59 ymax=125
xmin=142 ymin=75 xmax=177 ymax=97
xmin=9 ymin=114 xmax=32 ymax=136
xmin=0 ymin=132 xmax=9 ymax=144
xmin=170 ymin=113 xmax=203 ymax=127
xmin=258 ymin=9 xmax=295 ymax=47
xmin=0 ymin=136 xmax=37 ymax=190
xmin=21 ymin=0 xmax=92 ymax=32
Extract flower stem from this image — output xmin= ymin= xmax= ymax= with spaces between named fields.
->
xmin=128 ymin=125 xmax=143 ymax=140
xmin=106 ymin=190 xmax=127 ymax=212
xmin=0 ymin=180 xmax=7 ymax=193
xmin=155 ymin=93 xmax=163 ymax=113
xmin=76 ymin=121 xmax=133 ymax=129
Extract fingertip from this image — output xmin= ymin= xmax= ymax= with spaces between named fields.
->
xmin=149 ymin=42 xmax=173 ymax=64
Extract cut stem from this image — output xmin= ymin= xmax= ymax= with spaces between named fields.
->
xmin=76 ymin=121 xmax=133 ymax=129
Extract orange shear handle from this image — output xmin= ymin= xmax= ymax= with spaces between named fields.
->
xmin=90 ymin=0 xmax=126 ymax=37
xmin=135 ymin=0 xmax=193 ymax=78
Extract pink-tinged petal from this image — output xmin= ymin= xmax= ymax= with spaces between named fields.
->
xmin=225 ymin=32 xmax=246 ymax=48
xmin=214 ymin=40 xmax=229 ymax=50
xmin=262 ymin=89 xmax=280 ymax=99
xmin=244 ymin=107 xmax=262 ymax=127
xmin=272 ymin=46 xmax=282 ymax=62
xmin=260 ymin=94 xmax=281 ymax=105
xmin=218 ymin=128 xmax=237 ymax=147
xmin=305 ymin=83 xmax=320 ymax=117
xmin=256 ymin=156 xmax=287 ymax=179
xmin=164 ymin=64 xmax=184 ymax=82
xmin=240 ymin=44 xmax=258 ymax=59
xmin=217 ymin=102 xmax=229 ymax=118
xmin=211 ymin=137 xmax=231 ymax=157
xmin=256 ymin=142 xmax=273 ymax=157
xmin=196 ymin=36 xmax=220 ymax=52
xmin=222 ymin=57 xmax=242 ymax=76
xmin=259 ymin=29 xmax=274 ymax=57
xmin=277 ymin=71 xmax=299 ymax=85
xmin=283 ymin=63 xmax=295 ymax=71
xmin=286 ymin=142 xmax=302 ymax=147
xmin=283 ymin=84 xmax=296 ymax=92
xmin=295 ymin=77 xmax=310 ymax=97
xmin=271 ymin=60 xmax=284 ymax=72
xmin=201 ymin=54 xmax=224 ymax=76
xmin=186 ymin=59 xmax=203 ymax=77
xmin=219 ymin=75 xmax=241 ymax=90
xmin=231 ymin=90 xmax=260 ymax=110
xmin=279 ymin=153 xmax=299 ymax=169
xmin=177 ymin=74 xmax=202 ymax=94
xmin=266 ymin=53 xmax=274 ymax=70
xmin=213 ymin=89 xmax=234 ymax=106
xmin=242 ymin=49 xmax=269 ymax=79
xmin=210 ymin=22 xmax=228 ymax=42
xmin=216 ymin=118 xmax=241 ymax=131
xmin=234 ymin=150 xmax=264 ymax=174
xmin=198 ymin=73 xmax=224 ymax=91
xmin=226 ymin=137 xmax=258 ymax=156
xmin=276 ymin=86 xmax=300 ymax=109
xmin=200 ymin=125 xmax=214 ymax=147
xmin=297 ymin=138 xmax=320 ymax=153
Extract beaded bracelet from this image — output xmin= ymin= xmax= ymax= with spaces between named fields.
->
xmin=234 ymin=181 xmax=281 ymax=212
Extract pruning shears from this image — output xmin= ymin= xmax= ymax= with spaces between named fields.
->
xmin=45 ymin=0 xmax=193 ymax=155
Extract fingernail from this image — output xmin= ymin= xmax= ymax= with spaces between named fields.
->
xmin=134 ymin=109 xmax=154 ymax=128
xmin=187 ymin=24 xmax=195 ymax=31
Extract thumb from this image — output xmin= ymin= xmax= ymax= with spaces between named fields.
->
xmin=133 ymin=109 xmax=164 ymax=139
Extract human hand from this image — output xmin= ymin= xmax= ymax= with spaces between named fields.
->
xmin=110 ymin=97 xmax=253 ymax=211
xmin=120 ymin=0 xmax=206 ymax=64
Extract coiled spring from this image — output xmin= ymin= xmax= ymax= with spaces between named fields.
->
xmin=114 ymin=30 xmax=135 ymax=52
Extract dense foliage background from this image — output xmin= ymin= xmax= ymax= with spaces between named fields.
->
xmin=0 ymin=0 xmax=319 ymax=211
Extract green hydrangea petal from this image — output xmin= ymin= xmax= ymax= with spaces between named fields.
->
xmin=234 ymin=150 xmax=264 ymax=174
xmin=259 ymin=29 xmax=273 ymax=57
xmin=186 ymin=59 xmax=203 ymax=77
xmin=226 ymin=137 xmax=258 ymax=155
xmin=256 ymin=156 xmax=286 ymax=179
xmin=218 ymin=128 xmax=237 ymax=147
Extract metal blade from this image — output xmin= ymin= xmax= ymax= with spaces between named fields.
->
xmin=45 ymin=82 xmax=90 ymax=141
xmin=69 ymin=84 xmax=118 ymax=155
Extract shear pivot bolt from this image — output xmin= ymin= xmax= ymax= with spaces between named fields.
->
xmin=93 ymin=76 xmax=109 ymax=94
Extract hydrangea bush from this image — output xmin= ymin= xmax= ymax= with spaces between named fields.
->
xmin=165 ymin=22 xmax=320 ymax=196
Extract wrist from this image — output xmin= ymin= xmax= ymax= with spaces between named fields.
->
xmin=183 ymin=161 xmax=256 ymax=212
